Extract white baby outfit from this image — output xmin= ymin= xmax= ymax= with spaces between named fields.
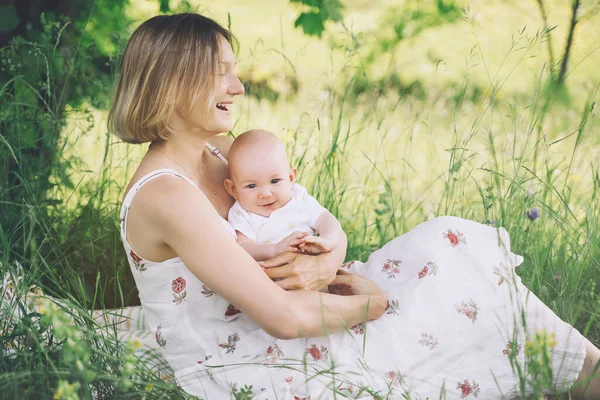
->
xmin=227 ymin=183 xmax=327 ymax=244
xmin=119 ymin=146 xmax=586 ymax=399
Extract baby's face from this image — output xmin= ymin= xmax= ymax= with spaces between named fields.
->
xmin=229 ymin=153 xmax=296 ymax=217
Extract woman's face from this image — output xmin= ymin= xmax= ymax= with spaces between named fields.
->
xmin=190 ymin=36 xmax=244 ymax=135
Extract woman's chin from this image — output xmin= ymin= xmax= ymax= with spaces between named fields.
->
xmin=204 ymin=123 xmax=232 ymax=135
xmin=216 ymin=121 xmax=233 ymax=133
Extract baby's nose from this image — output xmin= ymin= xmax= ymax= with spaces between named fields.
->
xmin=258 ymin=189 xmax=271 ymax=199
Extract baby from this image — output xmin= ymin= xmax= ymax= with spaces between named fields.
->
xmin=224 ymin=129 xmax=345 ymax=262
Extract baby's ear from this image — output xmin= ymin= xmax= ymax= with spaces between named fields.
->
xmin=289 ymin=168 xmax=298 ymax=182
xmin=223 ymin=179 xmax=237 ymax=199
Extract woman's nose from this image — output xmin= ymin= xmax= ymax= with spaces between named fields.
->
xmin=229 ymin=75 xmax=245 ymax=96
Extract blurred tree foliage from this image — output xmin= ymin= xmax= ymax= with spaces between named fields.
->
xmin=0 ymin=0 xmax=132 ymax=305
xmin=349 ymin=0 xmax=462 ymax=99
xmin=290 ymin=0 xmax=344 ymax=37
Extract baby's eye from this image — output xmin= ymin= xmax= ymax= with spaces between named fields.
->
xmin=246 ymin=184 xmax=256 ymax=189
xmin=271 ymin=179 xmax=281 ymax=184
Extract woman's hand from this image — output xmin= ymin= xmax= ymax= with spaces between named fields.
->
xmin=328 ymin=270 xmax=388 ymax=320
xmin=260 ymin=252 xmax=338 ymax=291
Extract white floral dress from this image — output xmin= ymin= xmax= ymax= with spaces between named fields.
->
xmin=120 ymin=169 xmax=586 ymax=400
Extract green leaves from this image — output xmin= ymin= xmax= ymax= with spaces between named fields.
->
xmin=159 ymin=0 xmax=170 ymax=13
xmin=0 ymin=5 xmax=20 ymax=32
xmin=291 ymin=0 xmax=344 ymax=37
xmin=294 ymin=12 xmax=325 ymax=37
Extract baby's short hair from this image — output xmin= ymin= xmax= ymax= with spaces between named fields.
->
xmin=228 ymin=129 xmax=289 ymax=171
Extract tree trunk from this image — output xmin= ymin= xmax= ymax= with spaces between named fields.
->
xmin=557 ymin=0 xmax=581 ymax=86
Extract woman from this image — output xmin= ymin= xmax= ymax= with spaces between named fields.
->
xmin=108 ymin=13 xmax=599 ymax=399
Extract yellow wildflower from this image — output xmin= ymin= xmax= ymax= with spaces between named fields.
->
xmin=568 ymin=174 xmax=581 ymax=183
xmin=547 ymin=333 xmax=557 ymax=349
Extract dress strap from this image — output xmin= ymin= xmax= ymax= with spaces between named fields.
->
xmin=119 ymin=169 xmax=202 ymax=241
xmin=204 ymin=142 xmax=229 ymax=165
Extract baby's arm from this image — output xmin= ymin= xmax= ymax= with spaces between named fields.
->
xmin=298 ymin=212 xmax=346 ymax=254
xmin=236 ymin=231 xmax=308 ymax=261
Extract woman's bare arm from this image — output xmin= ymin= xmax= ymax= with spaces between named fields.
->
xmin=135 ymin=176 xmax=386 ymax=339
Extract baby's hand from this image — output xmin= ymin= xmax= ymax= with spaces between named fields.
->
xmin=275 ymin=231 xmax=309 ymax=255
xmin=297 ymin=235 xmax=334 ymax=254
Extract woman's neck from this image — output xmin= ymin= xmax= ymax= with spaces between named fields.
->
xmin=149 ymin=134 xmax=208 ymax=178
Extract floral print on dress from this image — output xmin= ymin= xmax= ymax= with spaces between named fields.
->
xmin=306 ymin=344 xmax=329 ymax=362
xmin=443 ymin=229 xmax=467 ymax=247
xmin=382 ymin=258 xmax=402 ymax=279
xmin=386 ymin=300 xmax=401 ymax=315
xmin=197 ymin=354 xmax=213 ymax=365
xmin=419 ymin=333 xmax=439 ymax=350
xmin=351 ymin=322 xmax=366 ymax=335
xmin=225 ymin=304 xmax=242 ymax=316
xmin=155 ymin=324 xmax=166 ymax=348
xmin=455 ymin=299 xmax=479 ymax=323
xmin=285 ymin=376 xmax=293 ymax=384
xmin=493 ymin=262 xmax=513 ymax=286
xmin=385 ymin=369 xmax=405 ymax=389
xmin=457 ymin=379 xmax=480 ymax=398
xmin=130 ymin=250 xmax=147 ymax=272
xmin=171 ymin=277 xmax=187 ymax=304
xmin=201 ymin=284 xmax=215 ymax=297
xmin=502 ymin=341 xmax=522 ymax=356
xmin=294 ymin=397 xmax=306 ymax=400
xmin=219 ymin=333 xmax=240 ymax=354
xmin=265 ymin=343 xmax=285 ymax=364
xmin=341 ymin=261 xmax=356 ymax=270
xmin=418 ymin=262 xmax=439 ymax=279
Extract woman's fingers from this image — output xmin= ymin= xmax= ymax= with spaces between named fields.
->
xmin=336 ymin=269 xmax=351 ymax=275
xmin=273 ymin=277 xmax=304 ymax=290
xmin=329 ymin=273 xmax=354 ymax=288
xmin=259 ymin=252 xmax=296 ymax=268
xmin=263 ymin=264 xmax=295 ymax=280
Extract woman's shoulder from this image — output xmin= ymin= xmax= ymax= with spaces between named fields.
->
xmin=124 ymin=168 xmax=212 ymax=224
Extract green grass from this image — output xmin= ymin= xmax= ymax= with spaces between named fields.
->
xmin=1 ymin=0 xmax=599 ymax=398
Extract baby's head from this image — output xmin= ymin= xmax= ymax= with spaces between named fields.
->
xmin=224 ymin=129 xmax=297 ymax=217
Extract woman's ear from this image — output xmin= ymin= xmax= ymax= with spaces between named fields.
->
xmin=224 ymin=179 xmax=237 ymax=199
xmin=289 ymin=168 xmax=298 ymax=182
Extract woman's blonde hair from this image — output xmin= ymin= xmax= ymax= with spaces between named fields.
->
xmin=108 ymin=13 xmax=237 ymax=143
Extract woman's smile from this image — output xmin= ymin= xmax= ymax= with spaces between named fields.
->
xmin=216 ymin=101 xmax=231 ymax=112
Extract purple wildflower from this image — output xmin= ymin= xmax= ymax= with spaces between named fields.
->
xmin=526 ymin=207 xmax=539 ymax=221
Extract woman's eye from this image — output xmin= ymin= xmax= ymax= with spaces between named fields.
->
xmin=271 ymin=179 xmax=281 ymax=184
xmin=246 ymin=184 xmax=256 ymax=189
